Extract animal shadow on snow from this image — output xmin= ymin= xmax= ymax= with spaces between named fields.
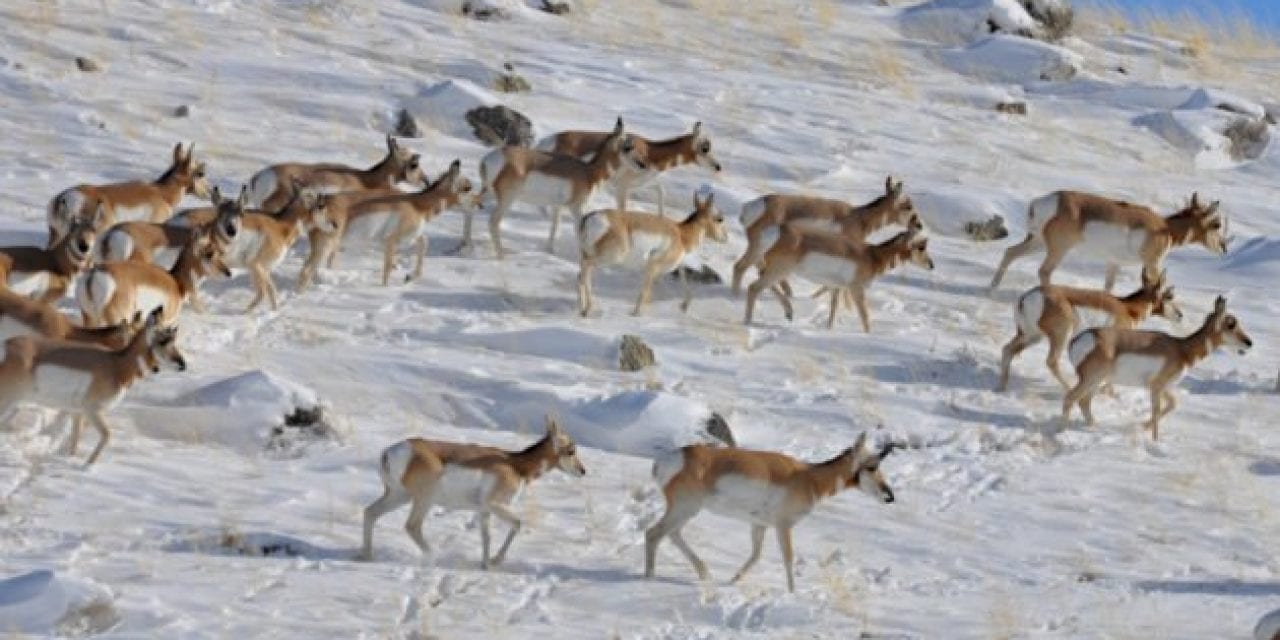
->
xmin=1249 ymin=457 xmax=1280 ymax=476
xmin=1180 ymin=374 xmax=1269 ymax=396
xmin=400 ymin=287 xmax=570 ymax=316
xmin=164 ymin=529 xmax=351 ymax=561
xmin=1138 ymin=578 xmax=1280 ymax=597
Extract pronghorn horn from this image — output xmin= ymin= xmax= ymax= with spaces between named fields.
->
xmin=1190 ymin=192 xmax=1200 ymax=207
xmin=692 ymin=121 xmax=702 ymax=135
xmin=545 ymin=414 xmax=560 ymax=434
xmin=237 ymin=185 xmax=249 ymax=207
xmin=173 ymin=142 xmax=184 ymax=162
xmin=1214 ymin=295 xmax=1227 ymax=314
xmin=449 ymin=158 xmax=461 ymax=173
xmin=878 ymin=442 xmax=896 ymax=460
xmin=885 ymin=175 xmax=894 ymax=194
xmin=612 ymin=116 xmax=624 ymax=135
xmin=1206 ymin=200 xmax=1221 ymax=216
xmin=185 ymin=143 xmax=195 ymax=162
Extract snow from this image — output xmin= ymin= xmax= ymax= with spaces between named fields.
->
xmin=901 ymin=0 xmax=1042 ymax=44
xmin=0 ymin=0 xmax=1279 ymax=637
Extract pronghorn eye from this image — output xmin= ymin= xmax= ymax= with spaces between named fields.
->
xmin=1208 ymin=222 xmax=1222 ymax=230
xmin=699 ymin=141 xmax=711 ymax=153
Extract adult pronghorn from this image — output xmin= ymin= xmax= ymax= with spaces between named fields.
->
xmin=460 ymin=117 xmax=646 ymax=258
xmin=304 ymin=159 xmax=473 ymax=287
xmin=644 ymin=433 xmax=895 ymax=593
xmin=245 ymin=135 xmax=422 ymax=211
xmin=989 ymin=191 xmax=1228 ymax=292
xmin=996 ymin=269 xmax=1183 ymax=392
xmin=77 ymin=233 xmax=230 ymax=327
xmin=97 ymin=191 xmax=244 ymax=270
xmin=1062 ymin=295 xmax=1252 ymax=439
xmin=0 ymin=210 xmax=100 ymax=303
xmin=744 ymin=221 xmax=934 ymax=331
xmin=732 ymin=178 xmax=918 ymax=296
xmin=536 ymin=121 xmax=722 ymax=216
xmin=0 ymin=289 xmax=141 ymax=350
xmin=359 ymin=415 xmax=587 ymax=565
xmin=0 ymin=307 xmax=186 ymax=465
xmin=47 ymin=143 xmax=210 ymax=245
xmin=576 ymin=190 xmax=728 ymax=317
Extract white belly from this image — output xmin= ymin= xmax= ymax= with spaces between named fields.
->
xmin=794 ymin=253 xmax=857 ymax=287
xmin=1110 ymin=354 xmax=1173 ymax=387
xmin=114 ymin=203 xmax=155 ymax=223
xmin=432 ymin=465 xmax=499 ymax=510
xmin=152 ymin=246 xmax=181 ymax=271
xmin=29 ymin=365 xmax=96 ymax=410
xmin=343 ymin=211 xmax=399 ymax=245
xmin=516 ymin=173 xmax=575 ymax=207
xmin=1077 ymin=223 xmax=1148 ymax=264
xmin=225 ymin=229 xmax=265 ymax=268
xmin=611 ymin=165 xmax=658 ymax=190
xmin=624 ymin=230 xmax=673 ymax=265
xmin=8 ymin=272 xmax=51 ymax=298
xmin=134 ymin=285 xmax=171 ymax=319
xmin=0 ymin=317 xmax=38 ymax=342
xmin=704 ymin=476 xmax=791 ymax=526
xmin=783 ymin=218 xmax=841 ymax=235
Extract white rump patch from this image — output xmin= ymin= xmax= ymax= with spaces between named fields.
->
xmin=7 ymin=272 xmax=50 ymax=298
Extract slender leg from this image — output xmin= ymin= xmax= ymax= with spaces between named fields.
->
xmin=381 ymin=238 xmax=398 ymax=286
xmin=545 ymin=206 xmax=561 ymax=254
xmin=1044 ymin=331 xmax=1072 ymax=390
xmin=489 ymin=199 xmax=512 ymax=260
xmin=485 ymin=502 xmax=524 ymax=567
xmin=245 ymin=267 xmax=266 ymax=312
xmin=404 ymin=494 xmax=433 ymax=556
xmin=633 ymin=262 xmax=662 ymax=316
xmin=669 ymin=529 xmax=709 ymax=582
xmin=770 ymin=285 xmax=794 ymax=321
xmin=731 ymin=237 xmax=761 ymax=297
xmin=360 ymin=488 xmax=410 ymax=560
xmin=478 ymin=511 xmax=493 ymax=568
xmin=264 ymin=270 xmax=280 ymax=311
xmin=62 ymin=412 xmax=83 ymax=456
xmin=578 ymin=261 xmax=595 ymax=317
xmin=645 ymin=496 xmax=706 ymax=580
xmin=655 ymin=182 xmax=667 ymax=218
xmin=777 ymin=526 xmax=796 ymax=593
xmin=1147 ymin=387 xmax=1163 ymax=439
xmin=997 ymin=330 xmax=1037 ymax=392
xmin=989 ymin=234 xmax=1043 ymax=290
xmin=188 ymin=292 xmax=208 ymax=313
xmin=83 ymin=412 xmax=112 ymax=466
xmin=852 ymin=287 xmax=872 ymax=333
xmin=826 ymin=289 xmax=839 ymax=329
xmin=730 ymin=525 xmax=767 ymax=584
xmin=679 ymin=264 xmax=692 ymax=313
xmin=1037 ymin=245 xmax=1068 ymax=287
xmin=411 ymin=234 xmax=427 ymax=281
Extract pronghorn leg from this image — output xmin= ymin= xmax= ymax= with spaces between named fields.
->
xmin=745 ymin=267 xmax=787 ymax=325
xmin=1104 ymin=264 xmax=1120 ymax=292
xmin=1044 ymin=332 xmax=1072 ymax=390
xmin=298 ymin=235 xmax=328 ymax=292
xmin=825 ymin=290 xmax=839 ymax=329
xmin=1146 ymin=387 xmax=1163 ymax=439
xmin=730 ymin=525 xmax=767 ymax=585
xmin=485 ymin=502 xmax=523 ymax=567
xmin=1037 ymin=245 xmax=1068 ymax=287
xmin=360 ymin=487 xmax=410 ymax=560
xmin=245 ymin=266 xmax=269 ymax=312
xmin=188 ymin=291 xmax=208 ymax=314
xmin=632 ymin=262 xmax=663 ymax=316
xmin=989 ymin=233 xmax=1043 ymax=290
xmin=478 ymin=511 xmax=493 ymax=567
xmin=678 ymin=262 xmax=693 ymax=314
xmin=997 ymin=330 xmax=1038 ymax=392
xmin=577 ymin=260 xmax=595 ymax=317
xmin=776 ymin=525 xmax=797 ymax=593
xmin=668 ymin=528 xmax=709 ymax=582
xmin=265 ymin=273 xmax=280 ymax=311
xmin=403 ymin=494 xmax=433 ymax=556
xmin=654 ymin=182 xmax=667 ymax=218
xmin=852 ymin=287 xmax=872 ymax=333
xmin=731 ymin=235 xmax=761 ymax=297
xmin=768 ymin=285 xmax=793 ymax=321
xmin=1062 ymin=365 xmax=1106 ymax=426
xmin=83 ymin=412 xmax=111 ymax=467
xmin=645 ymin=496 xmax=706 ymax=580
xmin=1158 ymin=389 xmax=1178 ymax=420
xmin=410 ymin=235 xmax=427 ymax=282
xmin=381 ymin=238 xmax=398 ymax=286
xmin=545 ymin=206 xmax=561 ymax=254
xmin=489 ymin=199 xmax=512 ymax=260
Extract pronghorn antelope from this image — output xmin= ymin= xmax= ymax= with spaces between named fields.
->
xmin=0 ymin=306 xmax=186 ymax=465
xmin=359 ymin=415 xmax=587 ymax=565
xmin=989 ymin=191 xmax=1228 ymax=292
xmin=744 ymin=222 xmax=934 ymax=331
xmin=644 ymin=433 xmax=895 ymax=593
xmin=997 ymin=269 xmax=1183 ymax=392
xmin=97 ymin=191 xmax=244 ymax=270
xmin=0 ymin=210 xmax=100 ymax=303
xmin=576 ymin=191 xmax=728 ymax=317
xmin=0 ymin=289 xmax=142 ymax=350
xmin=47 ymin=143 xmax=210 ymax=245
xmin=732 ymin=178 xmax=918 ymax=296
xmin=304 ymin=159 xmax=473 ymax=287
xmin=1062 ymin=295 xmax=1252 ymax=440
xmin=246 ymin=135 xmax=422 ymax=211
xmin=77 ymin=234 xmax=230 ymax=328
xmin=460 ymin=117 xmax=646 ymax=258
xmin=213 ymin=186 xmax=339 ymax=311
xmin=537 ymin=121 xmax=722 ymax=216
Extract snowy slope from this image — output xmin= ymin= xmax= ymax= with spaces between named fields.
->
xmin=1 ymin=1 xmax=1279 ymax=637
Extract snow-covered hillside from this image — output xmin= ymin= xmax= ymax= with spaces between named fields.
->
xmin=1 ymin=0 xmax=1279 ymax=637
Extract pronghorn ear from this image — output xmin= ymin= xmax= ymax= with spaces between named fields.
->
xmin=1214 ymin=295 xmax=1227 ymax=315
xmin=209 ymin=186 xmax=223 ymax=206
xmin=91 ymin=201 xmax=106 ymax=228
xmin=237 ymin=185 xmax=249 ymax=208
xmin=1206 ymin=200 xmax=1221 ymax=216
xmin=544 ymin=414 xmax=561 ymax=436
xmin=613 ymin=117 xmax=624 ymax=135
xmin=884 ymin=176 xmax=894 ymax=194
xmin=386 ymin=134 xmax=398 ymax=152
xmin=185 ymin=143 xmax=195 ymax=163
xmin=173 ymin=143 xmax=184 ymax=163
xmin=449 ymin=159 xmax=461 ymax=174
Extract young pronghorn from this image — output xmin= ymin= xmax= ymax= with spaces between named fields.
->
xmin=77 ymin=234 xmax=230 ymax=328
xmin=744 ymin=223 xmax=934 ymax=331
xmin=245 ymin=135 xmax=422 ymax=211
xmin=0 ymin=210 xmax=100 ymax=303
xmin=47 ymin=143 xmax=210 ymax=245
xmin=576 ymin=191 xmax=728 ymax=317
xmin=306 ymin=159 xmax=473 ymax=287
xmin=359 ymin=415 xmax=587 ymax=565
xmin=996 ymin=270 xmax=1183 ymax=392
xmin=460 ymin=117 xmax=647 ymax=258
xmin=1062 ymin=295 xmax=1252 ymax=440
xmin=0 ymin=307 xmax=186 ymax=465
xmin=537 ymin=121 xmax=722 ymax=216
xmin=97 ymin=192 xmax=244 ymax=270
xmin=0 ymin=289 xmax=141 ymax=350
xmin=732 ymin=178 xmax=918 ymax=296
xmin=644 ymin=433 xmax=895 ymax=593
xmin=990 ymin=191 xmax=1228 ymax=292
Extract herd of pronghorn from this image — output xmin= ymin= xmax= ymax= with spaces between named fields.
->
xmin=0 ymin=113 xmax=1253 ymax=592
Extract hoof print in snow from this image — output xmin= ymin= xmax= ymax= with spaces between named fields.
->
xmin=964 ymin=215 xmax=1010 ymax=242
xmin=702 ymin=412 xmax=737 ymax=447
xmin=995 ymin=101 xmax=1027 ymax=115
xmin=75 ymin=56 xmax=102 ymax=72
xmin=266 ymin=405 xmax=338 ymax=458
xmin=466 ymin=105 xmax=534 ymax=148
xmin=495 ymin=62 xmax=532 ymax=93
xmin=669 ymin=264 xmax=723 ymax=285
xmin=618 ymin=335 xmax=656 ymax=372
xmin=540 ymin=0 xmax=572 ymax=15
xmin=393 ymin=107 xmax=422 ymax=138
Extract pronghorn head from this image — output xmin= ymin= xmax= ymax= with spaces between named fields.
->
xmin=904 ymin=222 xmax=934 ymax=271
xmin=692 ymin=191 xmax=729 ymax=243
xmin=400 ymin=153 xmax=428 ymax=188
xmin=169 ymin=143 xmax=211 ymax=200
xmin=306 ymin=193 xmax=341 ymax=235
xmin=143 ymin=307 xmax=186 ymax=372
xmin=687 ymin=121 xmax=722 ymax=172
xmin=1141 ymin=269 xmax=1183 ymax=324
xmin=385 ymin=135 xmax=419 ymax=178
xmin=544 ymin=415 xmax=587 ymax=477
xmin=209 ymin=186 xmax=246 ymax=243
xmin=63 ymin=205 xmax=102 ymax=268
xmin=883 ymin=176 xmax=917 ymax=224
xmin=604 ymin=118 xmax=646 ymax=172
xmin=1207 ymin=296 xmax=1253 ymax=356
xmin=847 ymin=432 xmax=895 ymax=504
xmin=192 ymin=233 xmax=232 ymax=280
xmin=1177 ymin=192 xmax=1227 ymax=255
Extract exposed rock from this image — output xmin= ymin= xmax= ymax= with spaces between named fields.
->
xmin=669 ymin=264 xmax=723 ymax=285
xmin=393 ymin=107 xmax=422 ymax=138
xmin=172 ymin=104 xmax=191 ymax=118
xmin=265 ymin=404 xmax=339 ymax=458
xmin=703 ymin=412 xmax=736 ymax=447
xmin=963 ymin=215 xmax=1010 ymax=242
xmin=540 ymin=1 xmax=572 ymax=15
xmin=461 ymin=0 xmax=510 ymax=21
xmin=465 ymin=104 xmax=534 ymax=147
xmin=618 ymin=334 xmax=656 ymax=372
xmin=75 ymin=56 xmax=101 ymax=72
xmin=495 ymin=62 xmax=532 ymax=93
xmin=995 ymin=101 xmax=1027 ymax=115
